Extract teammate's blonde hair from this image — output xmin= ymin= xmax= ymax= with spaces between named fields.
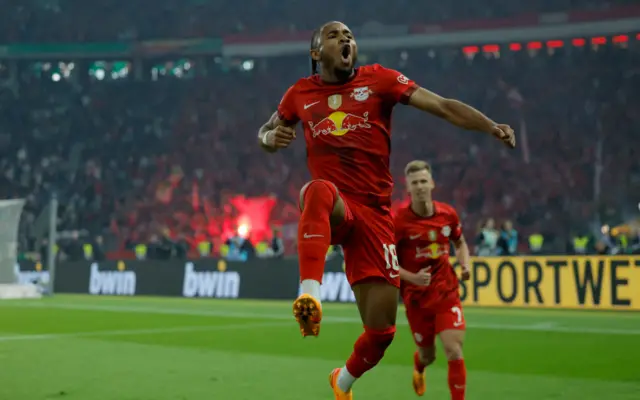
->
xmin=404 ymin=160 xmax=432 ymax=176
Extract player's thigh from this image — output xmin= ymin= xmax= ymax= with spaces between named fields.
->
xmin=405 ymin=306 xmax=437 ymax=350
xmin=298 ymin=179 xmax=346 ymax=225
xmin=438 ymin=329 xmax=465 ymax=360
xmin=341 ymin=204 xmax=399 ymax=287
xmin=352 ymin=280 xmax=399 ymax=329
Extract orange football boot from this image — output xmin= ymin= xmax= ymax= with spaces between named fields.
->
xmin=412 ymin=369 xmax=426 ymax=396
xmin=292 ymin=294 xmax=322 ymax=337
xmin=329 ymin=368 xmax=353 ymax=400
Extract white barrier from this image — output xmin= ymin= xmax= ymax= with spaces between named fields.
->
xmin=0 ymin=284 xmax=42 ymax=299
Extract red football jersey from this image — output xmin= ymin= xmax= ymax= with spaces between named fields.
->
xmin=278 ymin=64 xmax=417 ymax=206
xmin=395 ymin=201 xmax=463 ymax=310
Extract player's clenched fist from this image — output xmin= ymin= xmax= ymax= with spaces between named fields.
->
xmin=459 ymin=264 xmax=470 ymax=281
xmin=491 ymin=124 xmax=516 ymax=149
xmin=263 ymin=125 xmax=296 ymax=149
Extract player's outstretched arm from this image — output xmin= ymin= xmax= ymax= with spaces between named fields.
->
xmin=408 ymin=88 xmax=516 ymax=149
xmin=452 ymin=235 xmax=471 ymax=281
xmin=258 ymin=111 xmax=297 ymax=153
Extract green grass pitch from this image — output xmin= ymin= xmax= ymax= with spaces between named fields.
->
xmin=0 ymin=295 xmax=638 ymax=399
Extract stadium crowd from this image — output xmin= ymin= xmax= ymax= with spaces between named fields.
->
xmin=1 ymin=1 xmax=639 ymax=259
xmin=0 ymin=0 xmax=636 ymax=42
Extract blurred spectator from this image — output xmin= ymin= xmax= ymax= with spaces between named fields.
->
xmin=268 ymin=226 xmax=285 ymax=259
xmin=222 ymin=233 xmax=255 ymax=262
xmin=1 ymin=0 xmax=635 ymax=43
xmin=63 ymin=230 xmax=84 ymax=261
xmin=497 ymin=220 xmax=518 ymax=256
xmin=475 ymin=218 xmax=499 ymax=256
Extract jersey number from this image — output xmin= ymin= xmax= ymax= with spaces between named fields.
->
xmin=451 ymin=306 xmax=464 ymax=327
xmin=383 ymin=244 xmax=400 ymax=272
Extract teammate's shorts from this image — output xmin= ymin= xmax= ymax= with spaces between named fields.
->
xmin=331 ymin=191 xmax=400 ymax=288
xmin=405 ymin=298 xmax=465 ymax=347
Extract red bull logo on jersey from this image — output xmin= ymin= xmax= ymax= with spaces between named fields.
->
xmin=308 ymin=111 xmax=371 ymax=138
xmin=416 ymin=243 xmax=448 ymax=259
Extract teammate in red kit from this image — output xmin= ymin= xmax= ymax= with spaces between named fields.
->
xmin=395 ymin=160 xmax=471 ymax=400
xmin=258 ymin=21 xmax=514 ymax=399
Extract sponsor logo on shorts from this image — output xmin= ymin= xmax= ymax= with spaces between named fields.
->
xmin=414 ymin=332 xmax=423 ymax=343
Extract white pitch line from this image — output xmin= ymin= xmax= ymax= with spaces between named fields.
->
xmin=0 ymin=321 xmax=289 ymax=343
xmin=4 ymin=301 xmax=640 ymax=336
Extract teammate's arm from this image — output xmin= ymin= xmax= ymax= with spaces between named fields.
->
xmin=452 ymin=234 xmax=471 ymax=281
xmin=408 ymin=88 xmax=515 ymax=149
xmin=258 ymin=111 xmax=297 ymax=153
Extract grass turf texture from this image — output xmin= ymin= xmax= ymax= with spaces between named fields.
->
xmin=0 ymin=295 xmax=638 ymax=399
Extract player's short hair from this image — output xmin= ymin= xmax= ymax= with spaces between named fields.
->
xmin=404 ymin=160 xmax=432 ymax=176
xmin=310 ymin=28 xmax=323 ymax=75
xmin=310 ymin=21 xmax=343 ymax=75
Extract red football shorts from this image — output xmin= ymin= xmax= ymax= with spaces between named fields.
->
xmin=405 ymin=298 xmax=466 ymax=347
xmin=331 ymin=192 xmax=400 ymax=288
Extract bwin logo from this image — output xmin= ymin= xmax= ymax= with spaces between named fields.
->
xmin=182 ymin=262 xmax=240 ymax=299
xmin=89 ymin=262 xmax=137 ymax=296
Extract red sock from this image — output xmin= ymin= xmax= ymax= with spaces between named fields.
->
xmin=345 ymin=325 xmax=396 ymax=378
xmin=297 ymin=180 xmax=336 ymax=283
xmin=448 ymin=359 xmax=466 ymax=400
xmin=414 ymin=351 xmax=426 ymax=373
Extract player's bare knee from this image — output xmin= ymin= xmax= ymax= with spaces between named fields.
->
xmin=418 ymin=347 xmax=436 ymax=366
xmin=443 ymin=342 xmax=463 ymax=361
xmin=363 ymin=311 xmax=396 ymax=331
xmin=421 ymin=355 xmax=436 ymax=367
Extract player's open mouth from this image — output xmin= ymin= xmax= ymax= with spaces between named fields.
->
xmin=340 ymin=44 xmax=352 ymax=66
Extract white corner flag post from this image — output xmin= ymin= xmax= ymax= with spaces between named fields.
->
xmin=46 ymin=193 xmax=59 ymax=296
xmin=0 ymin=198 xmax=41 ymax=299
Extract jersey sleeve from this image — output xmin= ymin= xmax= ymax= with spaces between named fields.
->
xmin=277 ymin=84 xmax=300 ymax=124
xmin=394 ymin=214 xmax=406 ymax=246
xmin=450 ymin=209 xmax=463 ymax=242
xmin=375 ymin=65 xmax=418 ymax=105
